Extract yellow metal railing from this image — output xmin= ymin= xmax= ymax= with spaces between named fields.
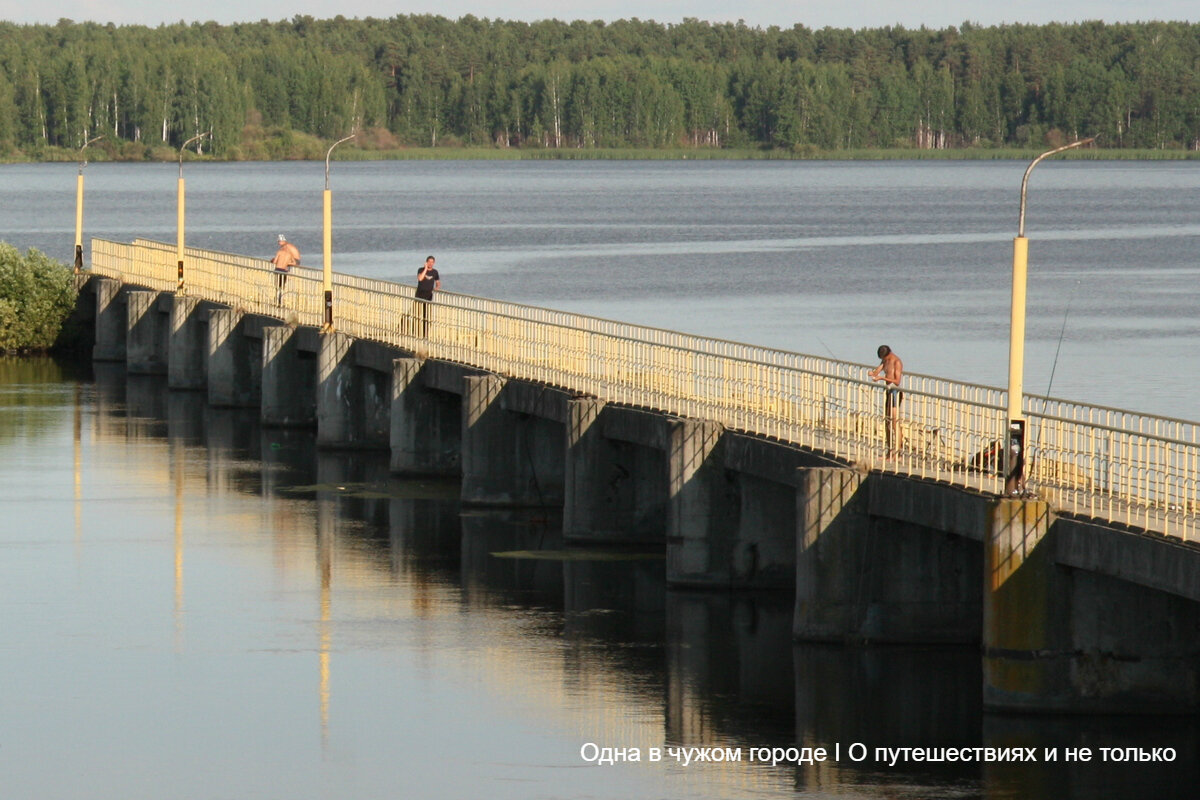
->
xmin=89 ymin=238 xmax=1200 ymax=542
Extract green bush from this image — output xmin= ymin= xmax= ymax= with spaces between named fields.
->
xmin=0 ymin=243 xmax=78 ymax=353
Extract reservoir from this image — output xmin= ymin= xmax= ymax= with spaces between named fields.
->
xmin=4 ymin=158 xmax=1200 ymax=416
xmin=2 ymin=160 xmax=1199 ymax=798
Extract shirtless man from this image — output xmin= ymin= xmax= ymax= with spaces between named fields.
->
xmin=272 ymin=234 xmax=300 ymax=272
xmin=272 ymin=235 xmax=300 ymax=302
xmin=868 ymin=344 xmax=903 ymax=455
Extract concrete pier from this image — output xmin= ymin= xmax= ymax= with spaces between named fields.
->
xmin=261 ymin=325 xmax=318 ymax=427
xmin=125 ymin=290 xmax=169 ymax=375
xmin=461 ymin=374 xmax=566 ymax=506
xmin=315 ymin=333 xmax=398 ymax=450
xmin=667 ymin=425 xmax=818 ymax=589
xmin=207 ymin=309 xmax=268 ymax=408
xmin=666 ymin=419 xmax=738 ymax=587
xmin=92 ymin=277 xmax=126 ymax=362
xmin=984 ymin=500 xmax=1200 ymax=713
xmin=461 ymin=374 xmax=513 ymax=505
xmin=721 ymin=433 xmax=823 ymax=589
xmin=390 ymin=357 xmax=464 ymax=476
xmin=563 ymin=399 xmax=667 ymax=544
xmin=795 ymin=469 xmax=984 ymax=643
xmin=316 ymin=331 xmax=356 ymax=446
xmin=168 ymin=295 xmax=217 ymax=390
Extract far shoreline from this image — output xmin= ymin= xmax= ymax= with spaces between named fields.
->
xmin=5 ymin=146 xmax=1200 ymax=166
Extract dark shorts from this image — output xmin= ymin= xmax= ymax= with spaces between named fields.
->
xmin=886 ymin=387 xmax=904 ymax=411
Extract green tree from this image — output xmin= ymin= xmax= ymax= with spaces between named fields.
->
xmin=0 ymin=243 xmax=77 ymax=352
xmin=0 ymin=71 xmax=16 ymax=149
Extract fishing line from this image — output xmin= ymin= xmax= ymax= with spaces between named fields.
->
xmin=1030 ymin=278 xmax=1080 ymax=483
xmin=1043 ymin=283 xmax=1078 ymax=401
xmin=814 ymin=333 xmax=838 ymax=361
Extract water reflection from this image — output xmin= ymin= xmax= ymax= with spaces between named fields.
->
xmin=667 ymin=592 xmax=795 ymax=745
xmin=793 ymin=644 xmax=983 ymax=792
xmin=461 ymin=511 xmax=570 ymax=609
xmin=0 ymin=356 xmax=88 ymax=442
xmin=982 ymin=714 xmax=1200 ymax=800
xmin=3 ymin=363 xmax=1198 ymax=798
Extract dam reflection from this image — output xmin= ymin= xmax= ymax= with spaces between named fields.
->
xmin=85 ymin=364 xmax=801 ymax=782
xmin=70 ymin=363 xmax=1200 ymax=798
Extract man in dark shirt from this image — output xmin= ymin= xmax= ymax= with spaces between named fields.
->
xmin=416 ymin=255 xmax=440 ymax=300
xmin=415 ymin=255 xmax=440 ymax=336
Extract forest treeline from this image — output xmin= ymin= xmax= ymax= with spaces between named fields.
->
xmin=1 ymin=15 xmax=1199 ymax=159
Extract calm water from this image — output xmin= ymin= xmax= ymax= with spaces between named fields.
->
xmin=2 ymin=358 xmax=1198 ymax=800
xmin=1 ymin=159 xmax=1199 ymax=418
xmin=3 ymin=161 xmax=1200 ymax=798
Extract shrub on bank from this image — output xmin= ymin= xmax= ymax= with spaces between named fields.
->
xmin=0 ymin=243 xmax=78 ymax=353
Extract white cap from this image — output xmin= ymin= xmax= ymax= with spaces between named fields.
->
xmin=278 ymin=234 xmax=286 ymax=243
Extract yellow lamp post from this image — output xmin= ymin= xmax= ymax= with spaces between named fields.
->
xmin=73 ymin=135 xmax=104 ymax=273
xmin=323 ymin=133 xmax=357 ymax=330
xmin=1006 ymin=136 xmax=1095 ymax=495
xmin=176 ymin=131 xmax=211 ymax=291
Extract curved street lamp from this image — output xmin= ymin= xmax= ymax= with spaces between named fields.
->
xmin=74 ymin=135 xmax=104 ymax=273
xmin=176 ymin=131 xmax=212 ymax=291
xmin=1006 ymin=136 xmax=1096 ymax=495
xmin=323 ymin=133 xmax=357 ymax=330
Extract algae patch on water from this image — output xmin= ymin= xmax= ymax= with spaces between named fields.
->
xmin=278 ymin=479 xmax=460 ymax=500
xmin=490 ymin=550 xmax=663 ymax=561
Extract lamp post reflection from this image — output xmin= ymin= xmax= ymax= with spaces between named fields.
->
xmin=316 ymin=456 xmax=339 ymax=748
xmin=174 ymin=435 xmax=185 ymax=648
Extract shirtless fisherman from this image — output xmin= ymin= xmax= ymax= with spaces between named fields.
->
xmin=868 ymin=344 xmax=904 ymax=456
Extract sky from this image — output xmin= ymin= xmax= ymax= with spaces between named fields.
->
xmin=2 ymin=1 xmax=1198 ymax=30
